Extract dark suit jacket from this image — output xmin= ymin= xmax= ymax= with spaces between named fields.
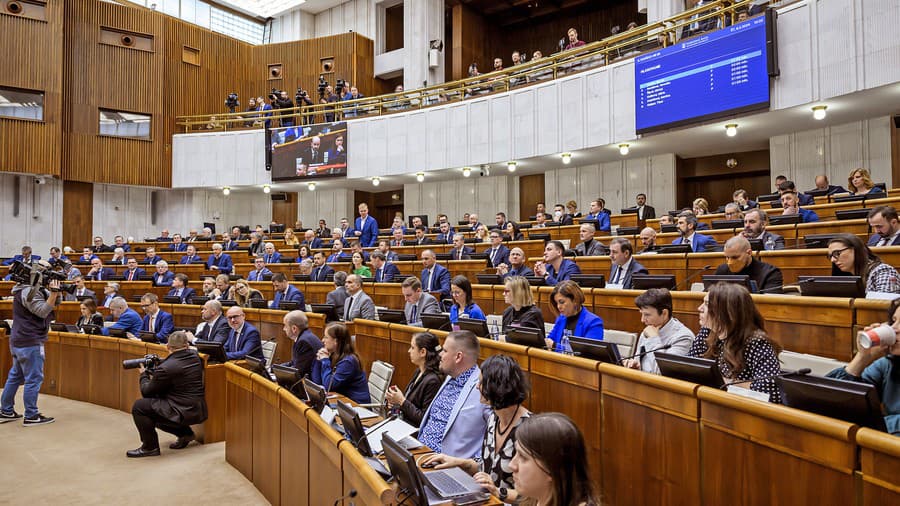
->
xmin=714 ymin=258 xmax=783 ymax=293
xmin=221 ymin=240 xmax=240 ymax=251
xmin=502 ymin=265 xmax=535 ymax=279
xmin=310 ymin=264 xmax=335 ymax=282
xmin=139 ymin=349 xmax=207 ymax=426
xmin=272 ymin=285 xmax=305 ymax=309
xmin=142 ymin=310 xmax=175 ymax=343
xmin=284 ymin=329 xmax=323 ymax=378
xmin=374 ymin=263 xmax=402 ymax=283
xmin=484 ymin=245 xmax=510 ymax=267
xmin=868 ymin=233 xmax=900 ymax=247
xmin=167 ymin=243 xmax=188 ymax=252
xmin=167 ymin=286 xmax=196 ymax=304
xmin=414 ymin=237 xmax=434 ymax=245
xmin=398 ymin=369 xmax=444 ymax=426
xmin=638 ymin=205 xmax=656 ymax=220
xmin=206 ymin=253 xmax=234 ymax=274
xmin=195 ymin=315 xmax=230 ymax=344
xmin=303 ymin=238 xmax=323 ymax=250
xmin=87 ymin=267 xmax=116 ymax=281
xmin=608 ymin=260 xmax=649 ymax=289
xmin=180 ymin=255 xmax=203 ymax=264
xmin=449 ymin=246 xmax=474 ymax=260
xmin=123 ymin=268 xmax=146 ymax=281
xmin=152 ymin=271 xmax=175 ymax=287
xmin=224 ymin=323 xmax=263 ymax=361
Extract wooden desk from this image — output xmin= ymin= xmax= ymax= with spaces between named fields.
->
xmin=856 ymin=428 xmax=900 ymax=504
xmin=252 ymin=374 xmax=282 ymax=505
xmin=339 ymin=440 xmax=394 ymax=505
xmin=225 ymin=364 xmax=254 ymax=480
xmin=58 ymin=332 xmax=91 ymax=402
xmin=279 ymin=389 xmax=311 ymax=506
xmin=306 ymin=402 xmax=345 ymax=504
xmin=351 ymin=319 xmax=392 ymax=375
xmin=89 ymin=335 xmax=121 ymax=410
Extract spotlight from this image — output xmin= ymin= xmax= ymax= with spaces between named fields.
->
xmin=416 ymin=172 xmax=425 ymax=182
xmin=307 ymin=182 xmax=316 ymax=191
xmin=618 ymin=144 xmax=630 ymax=156
xmin=372 ymin=177 xmax=380 ymax=187
xmin=262 ymin=185 xmax=271 ymax=194
xmin=507 ymin=161 xmax=517 ymax=172
xmin=561 ymin=153 xmax=572 ymax=164
xmin=222 ymin=186 xmax=230 ymax=196
xmin=725 ymin=124 xmax=738 ymax=137
xmin=462 ymin=167 xmax=471 ymax=177
xmin=812 ymin=105 xmax=827 ymax=120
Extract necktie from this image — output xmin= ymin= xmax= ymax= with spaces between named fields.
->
xmin=233 ymin=330 xmax=242 ymax=351
xmin=410 ymin=304 xmax=417 ymax=323
xmin=612 ymin=267 xmax=621 ymax=284
xmin=97 ymin=271 xmax=102 ymax=281
xmin=490 ymin=248 xmax=496 ymax=263
xmin=150 ymin=315 xmax=155 ymax=333
xmin=345 ymin=296 xmax=354 ymax=320
xmin=377 ymin=268 xmax=382 ymax=282
xmin=425 ymin=270 xmax=432 ymax=291
xmin=458 ymin=250 xmax=463 ymax=260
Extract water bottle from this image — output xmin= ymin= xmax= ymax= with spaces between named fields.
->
xmin=490 ymin=321 xmax=500 ymax=341
xmin=764 ymin=236 xmax=775 ymax=251
xmin=560 ymin=330 xmax=573 ymax=354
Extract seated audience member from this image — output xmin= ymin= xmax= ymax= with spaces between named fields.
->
xmin=494 ymin=212 xmax=508 ymax=231
xmin=732 ymin=189 xmax=757 ymax=211
xmin=326 ymin=271 xmax=350 ymax=308
xmin=331 ymin=227 xmax=351 ymax=247
xmin=466 ymin=214 xmax=481 ymax=232
xmin=152 ymin=261 xmax=174 ymax=287
xmin=102 ymin=297 xmax=143 ymax=337
xmin=402 ymin=276 xmax=440 ymax=326
xmin=658 ymin=214 xmax=674 ymax=228
xmin=86 ymin=257 xmax=114 ymax=281
xmin=179 ymin=245 xmax=202 ymax=264
xmin=828 ymin=234 xmax=900 ymax=294
xmin=449 ymin=275 xmax=486 ymax=324
xmin=436 ymin=222 xmax=454 ymax=245
xmin=223 ymin=306 xmax=263 ymax=361
xmin=79 ymin=247 xmax=98 ymax=264
xmin=638 ymin=227 xmax=659 ymax=254
xmin=69 ymin=275 xmax=95 ymax=302
xmin=189 ymin=300 xmax=230 ymax=344
xmin=349 ymin=251 xmax=371 ymax=277
xmin=142 ymin=247 xmax=162 ymax=265
xmin=77 ymin=299 xmax=104 ymax=330
xmin=391 ymin=216 xmax=408 ymax=235
xmin=100 ymin=282 xmax=119 ymax=307
xmin=672 ymin=213 xmax=718 ymax=252
xmin=741 ymin=208 xmax=785 ymax=250
xmin=413 ymin=225 xmax=433 ymax=246
xmin=326 ymin=240 xmax=345 ymax=263
xmin=634 ymin=193 xmax=656 ymax=220
xmin=420 ymin=249 xmax=451 ymax=299
xmin=418 ymin=330 xmax=491 ymax=458
xmin=780 ymin=190 xmax=819 ymax=223
xmin=156 ymin=229 xmax=170 ymax=242
xmin=113 ymin=235 xmax=130 ymax=253
xmin=510 ymin=413 xmax=599 ymax=506
xmin=214 ymin=274 xmax=232 ymax=300
xmin=247 ymin=257 xmax=272 ymax=281
xmin=309 ymin=251 xmax=334 ymax=282
xmin=848 ymin=167 xmax=879 ymax=195
xmin=501 ymin=276 xmax=546 ymax=338
xmin=185 ymin=229 xmax=199 ymax=242
xmin=826 ymin=299 xmax=900 ymax=434
xmin=497 ymin=247 xmax=534 ymax=279
xmin=532 ymin=212 xmax=548 ymax=229
xmin=370 ymin=251 xmax=400 ymax=283
xmin=376 ymin=239 xmax=399 ymax=263
xmin=608 ymin=238 xmax=649 ymax=289
xmin=449 ymin=234 xmax=473 ymax=260
xmin=504 ymin=222 xmax=525 ymax=242
xmin=391 ymin=229 xmax=406 ymax=247
xmin=811 ymin=174 xmax=847 ymax=196
xmin=693 ymin=197 xmax=710 ymax=216
xmin=296 ymin=245 xmax=312 ymax=263
xmin=140 ymin=293 xmax=174 ymax=343
xmin=206 ymin=243 xmax=234 ymax=274
xmin=422 ymin=355 xmax=531 ymax=503
xmin=553 ymin=204 xmax=573 ymax=226
xmin=282 ymin=228 xmax=301 ymax=247
xmin=280 ymin=310 xmax=323 ymax=377
xmin=867 ymin=206 xmax=900 ymax=246
xmin=623 ymin=289 xmax=695 ymax=373
xmin=92 ymin=236 xmax=113 ymax=253
xmin=715 ymin=236 xmax=783 ymax=292
xmin=583 ymin=198 xmax=611 ymax=232
xmin=167 ymin=234 xmax=187 ymax=252
xmin=221 ymin=233 xmax=239 ymax=251
xmin=311 ymin=323 xmax=370 ymax=404
xmin=483 ymin=230 xmax=511 ymax=267
xmin=270 ymin=272 xmax=305 ymax=309
xmin=777 ymin=180 xmax=814 ymax=206
xmin=546 ymin=281 xmax=604 ymax=350
xmin=262 ymin=243 xmax=281 ymax=264
xmin=342 ymin=274 xmax=376 ymax=320
xmin=534 ymin=240 xmax=581 ymax=285
xmin=246 ymin=233 xmax=264 ymax=257
xmin=723 ymin=203 xmax=744 ymax=220
xmin=384 ymin=331 xmax=444 ymax=426
xmin=167 ymin=273 xmax=195 ymax=304
xmin=564 ymin=27 xmax=587 ymax=49
xmin=233 ymin=279 xmax=264 ymax=308
xmin=689 ymin=284 xmax=782 ymax=403
xmin=201 ymin=277 xmax=220 ymax=300
xmin=229 ymin=226 xmax=244 ymax=241
xmin=575 ymin=223 xmax=607 ymax=256
xmin=109 ymin=247 xmax=128 ymax=265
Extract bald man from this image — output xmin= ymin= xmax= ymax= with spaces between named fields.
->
xmin=713 ymin=236 xmax=783 ymax=293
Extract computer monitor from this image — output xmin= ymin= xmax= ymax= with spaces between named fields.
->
xmin=702 ymin=275 xmax=758 ymax=293
xmin=76 ymin=295 xmax=94 ymax=303
xmin=776 ymin=374 xmax=886 ymax=431
xmin=421 ymin=313 xmax=451 ymax=331
xmin=293 ymin=274 xmax=312 ymax=282
xmin=579 ymin=219 xmax=599 ymax=228
xmin=278 ymin=301 xmax=300 ymax=311
xmin=378 ymin=309 xmax=406 ymax=324
xmin=658 ymin=244 xmax=693 ymax=254
xmin=798 ymin=276 xmax=865 ymax=298
xmin=747 ymin=239 xmax=764 ymax=252
xmin=50 ymin=323 xmax=78 ymax=333
xmin=203 ymin=222 xmax=217 ymax=235
xmin=108 ymin=328 xmax=128 ymax=338
xmin=269 ymin=224 xmax=285 ymax=233
xmin=382 ymin=433 xmax=427 ymax=506
xmin=804 ymin=188 xmax=829 ymax=198
xmin=81 ymin=324 xmax=103 ymax=335
xmin=163 ymin=295 xmax=182 ymax=304
xmin=476 ymin=274 xmax=503 ymax=285
xmin=660 ymin=224 xmax=677 ymax=233
xmin=192 ymin=296 xmax=210 ymax=305
xmin=302 ymin=378 xmax=328 ymax=413
xmin=803 ymin=234 xmax=839 ymax=249
xmin=527 ymin=233 xmax=551 ymax=243
xmin=768 ymin=214 xmax=802 ymax=226
xmin=756 ymin=193 xmax=780 ymax=203
xmin=456 ymin=318 xmax=489 ymax=337
xmin=505 ymin=327 xmax=545 ymax=348
xmin=570 ymin=274 xmax=606 ymax=289
xmin=219 ymin=300 xmax=237 ymax=307
xmin=138 ymin=331 xmax=159 ymax=343
xmin=631 ymin=274 xmax=677 ymax=290
xmin=271 ymin=364 xmax=305 ymax=397
xmin=525 ymin=276 xmax=547 ymax=287
xmin=309 ymin=303 xmax=338 ymax=322
xmin=434 ymin=253 xmax=452 ymax=261
xmin=711 ymin=219 xmax=743 ymax=230
xmin=834 ymin=209 xmax=870 ymax=220
xmin=244 ymin=355 xmax=269 ymax=378
xmin=616 ymin=226 xmax=639 ymax=236
xmin=655 ymin=352 xmax=724 ymax=388
xmin=569 ymin=337 xmax=621 ymax=364
xmin=195 ymin=340 xmax=228 ymax=363
xmin=336 ymin=400 xmax=374 ymax=457
xmin=249 ymin=299 xmax=268 ymax=309
xmin=834 ymin=191 xmax=886 ymax=203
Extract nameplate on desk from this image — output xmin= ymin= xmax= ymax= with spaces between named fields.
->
xmin=865 ymin=291 xmax=900 ymax=301
xmin=321 ymin=405 xmax=336 ymax=425
xmin=606 ymin=283 xmax=624 ymax=290
xmin=726 ymin=385 xmax=770 ymax=403
xmin=365 ymin=418 xmax=418 ymax=454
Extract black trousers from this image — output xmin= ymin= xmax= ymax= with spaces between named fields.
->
xmin=132 ymin=398 xmax=193 ymax=450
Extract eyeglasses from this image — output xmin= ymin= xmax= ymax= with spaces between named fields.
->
xmin=140 ymin=304 xmax=152 ymax=308
xmin=226 ymin=315 xmax=243 ymax=320
xmin=827 ymin=247 xmax=849 ymax=260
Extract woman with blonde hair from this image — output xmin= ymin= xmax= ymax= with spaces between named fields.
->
xmin=232 ymin=279 xmax=264 ymax=307
xmin=692 ymin=197 xmax=709 ymax=216
xmin=282 ymin=228 xmax=300 ymax=246
xmin=500 ymin=276 xmax=545 ymax=337
xmin=847 ymin=167 xmax=877 ymax=195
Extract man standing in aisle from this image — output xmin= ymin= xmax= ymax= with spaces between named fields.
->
xmin=354 ymin=203 xmax=379 ymax=247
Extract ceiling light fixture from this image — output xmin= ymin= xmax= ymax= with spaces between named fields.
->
xmin=307 ymin=182 xmax=316 ymax=191
xmin=222 ymin=186 xmax=230 ymax=196
xmin=561 ymin=153 xmax=572 ymax=164
xmin=812 ymin=105 xmax=827 ymax=120
xmin=725 ymin=123 xmax=738 ymax=137
xmin=618 ymin=144 xmax=630 ymax=156
xmin=416 ymin=172 xmax=425 ymax=182
xmin=507 ymin=161 xmax=517 ymax=172
xmin=462 ymin=167 xmax=471 ymax=177
xmin=372 ymin=177 xmax=380 ymax=187
xmin=262 ymin=184 xmax=271 ymax=194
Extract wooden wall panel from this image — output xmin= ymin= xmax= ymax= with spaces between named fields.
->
xmin=0 ymin=2 xmax=64 ymax=176
xmin=62 ymin=181 xmax=94 ymax=250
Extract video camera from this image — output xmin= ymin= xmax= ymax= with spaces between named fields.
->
xmin=225 ymin=92 xmax=239 ymax=113
xmin=269 ymin=88 xmax=282 ymax=102
xmin=123 ymin=354 xmax=161 ymax=370
xmin=335 ymin=79 xmax=346 ymax=95
xmin=295 ymin=87 xmax=309 ymax=105
xmin=317 ymin=76 xmax=328 ymax=97
xmin=8 ymin=260 xmax=75 ymax=294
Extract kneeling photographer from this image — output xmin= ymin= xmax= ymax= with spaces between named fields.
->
xmin=127 ymin=331 xmax=207 ymax=458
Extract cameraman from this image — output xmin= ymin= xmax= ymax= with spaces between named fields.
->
xmin=295 ymin=89 xmax=313 ymax=125
xmin=127 ymin=331 xmax=207 ymax=458
xmin=320 ymin=85 xmax=338 ymax=122
xmin=0 ymin=267 xmax=60 ymax=426
xmin=274 ymin=90 xmax=296 ymax=127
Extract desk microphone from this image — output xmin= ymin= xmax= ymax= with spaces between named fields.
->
xmin=619 ymin=343 xmax=673 ymax=364
xmin=363 ymin=414 xmax=398 ymax=435
xmin=676 ymin=265 xmax=713 ymax=291
xmin=719 ymin=368 xmax=811 ymax=389
xmin=333 ymin=489 xmax=357 ymax=506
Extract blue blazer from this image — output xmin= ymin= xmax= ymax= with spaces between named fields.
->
xmin=118 ymin=245 xmax=131 ymax=252
xmin=449 ymin=246 xmax=474 ymax=260
xmin=167 ymin=243 xmax=187 ymax=252
xmin=868 ymin=234 xmax=900 ymax=247
xmin=271 ymin=284 xmax=305 ymax=309
xmin=224 ymin=323 xmax=263 ymax=361
xmin=88 ymin=267 xmax=116 ymax=281
xmin=152 ymin=271 xmax=175 ymax=287
xmin=206 ymin=253 xmax=234 ymax=274
xmin=2 ymin=255 xmax=41 ymax=266
xmin=384 ymin=251 xmax=399 ymax=262
xmin=79 ymin=254 xmax=99 ymax=263
xmin=221 ymin=240 xmax=240 ymax=251
xmin=799 ymin=193 xmax=815 ymax=206
xmin=421 ymin=264 xmax=451 ymax=298
xmin=326 ymin=252 xmax=344 ymax=263
xmin=303 ymin=238 xmax=323 ymax=250
xmin=483 ymin=244 xmax=510 ymax=268
xmin=608 ymin=260 xmax=649 ymax=289
xmin=436 ymin=233 xmax=454 ymax=245
xmin=547 ymin=307 xmax=605 ymax=348
xmin=545 ymin=259 xmax=582 ymax=285
xmin=124 ymin=268 xmax=146 ymax=281
xmin=310 ymin=264 xmax=334 ymax=282
xmin=419 ymin=368 xmax=490 ymax=458
xmin=311 ymin=355 xmax=370 ymax=404
xmin=584 ymin=212 xmax=611 ymax=232
xmin=247 ymin=268 xmax=273 ymax=281
xmin=374 ymin=263 xmax=402 ymax=283
xmin=142 ymin=310 xmax=174 ymax=343
xmin=142 ymin=255 xmax=162 ymax=265
xmin=180 ymin=255 xmax=202 ymax=264
xmin=354 ymin=216 xmax=380 ymax=247
xmin=450 ymin=303 xmax=486 ymax=323
xmin=798 ymin=208 xmax=819 ymax=223
xmin=167 ymin=286 xmax=196 ymax=304
xmin=672 ymin=233 xmax=718 ymax=252
xmin=262 ymin=252 xmax=282 ymax=264
xmin=103 ymin=308 xmax=143 ymax=336
xmin=503 ymin=265 xmax=535 ymax=279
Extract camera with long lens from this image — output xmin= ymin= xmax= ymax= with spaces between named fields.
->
xmin=224 ymin=92 xmax=239 ymax=113
xmin=123 ymin=354 xmax=161 ymax=370
xmin=8 ymin=260 xmax=75 ymax=294
xmin=335 ymin=79 xmax=345 ymax=95
xmin=295 ymin=88 xmax=308 ymax=105
xmin=317 ymin=76 xmax=328 ymax=97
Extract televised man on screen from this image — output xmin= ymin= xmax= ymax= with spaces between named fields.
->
xmin=296 ymin=136 xmax=324 ymax=176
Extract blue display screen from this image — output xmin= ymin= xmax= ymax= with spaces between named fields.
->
xmin=634 ymin=16 xmax=770 ymax=134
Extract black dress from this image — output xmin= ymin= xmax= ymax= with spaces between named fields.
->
xmin=501 ymin=305 xmax=546 ymax=338
xmin=77 ymin=313 xmax=104 ymax=329
xmin=398 ymin=369 xmax=443 ymax=427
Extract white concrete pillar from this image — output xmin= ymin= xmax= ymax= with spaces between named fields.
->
xmin=403 ymin=0 xmax=445 ymax=89
xmin=640 ymin=0 xmax=688 ymax=24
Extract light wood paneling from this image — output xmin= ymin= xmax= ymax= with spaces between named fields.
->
xmin=62 ymin=181 xmax=93 ymax=252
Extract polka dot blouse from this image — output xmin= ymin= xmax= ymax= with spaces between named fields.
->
xmin=689 ymin=327 xmax=783 ymax=403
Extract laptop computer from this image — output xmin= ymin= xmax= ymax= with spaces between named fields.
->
xmin=420 ymin=313 xmax=451 ymax=331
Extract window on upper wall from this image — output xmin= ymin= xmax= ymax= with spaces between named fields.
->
xmin=99 ymin=109 xmax=152 ymax=140
xmin=0 ymin=87 xmax=44 ymax=121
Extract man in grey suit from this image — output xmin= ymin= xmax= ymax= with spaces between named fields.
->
xmin=401 ymin=277 xmax=440 ymax=326
xmin=574 ymin=223 xmax=607 ymax=256
xmin=608 ymin=238 xmax=648 ymax=289
xmin=342 ymin=274 xmax=376 ymax=321
xmin=326 ymin=271 xmax=350 ymax=309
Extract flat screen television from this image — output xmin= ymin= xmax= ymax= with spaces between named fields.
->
xmin=702 ymin=275 xmax=758 ymax=293
xmin=776 ymin=374 xmax=886 ymax=431
xmin=798 ymin=276 xmax=865 ymax=298
xmin=505 ymin=327 xmax=545 ymax=348
xmin=569 ymin=337 xmax=622 ymax=364
xmin=655 ymin=352 xmax=724 ymax=388
xmin=631 ymin=274 xmax=677 ymax=290
xmin=270 ymin=122 xmax=348 ymax=181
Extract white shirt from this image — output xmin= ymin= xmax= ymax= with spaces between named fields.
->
xmin=636 ymin=317 xmax=696 ymax=374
